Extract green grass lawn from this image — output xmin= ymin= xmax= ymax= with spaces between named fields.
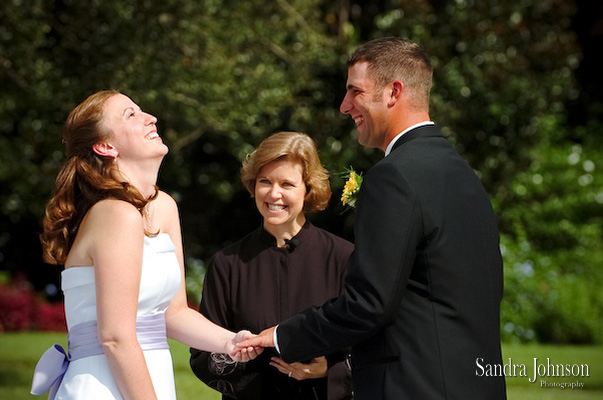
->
xmin=2 ymin=332 xmax=601 ymax=399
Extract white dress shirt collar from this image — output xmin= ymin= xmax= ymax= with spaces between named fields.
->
xmin=384 ymin=121 xmax=435 ymax=157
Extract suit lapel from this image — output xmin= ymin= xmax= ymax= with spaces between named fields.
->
xmin=391 ymin=125 xmax=443 ymax=153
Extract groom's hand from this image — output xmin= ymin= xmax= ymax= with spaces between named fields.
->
xmin=238 ymin=326 xmax=276 ymax=349
xmin=229 ymin=330 xmax=264 ymax=362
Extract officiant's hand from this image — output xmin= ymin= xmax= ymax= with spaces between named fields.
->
xmin=237 ymin=326 xmax=276 ymax=349
xmin=229 ymin=330 xmax=264 ymax=362
xmin=270 ymin=356 xmax=328 ymax=380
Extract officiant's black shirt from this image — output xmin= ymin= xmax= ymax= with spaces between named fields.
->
xmin=190 ymin=221 xmax=354 ymax=400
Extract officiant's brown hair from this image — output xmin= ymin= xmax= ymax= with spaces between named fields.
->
xmin=241 ymin=131 xmax=332 ymax=213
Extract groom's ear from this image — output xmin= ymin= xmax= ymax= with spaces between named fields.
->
xmin=92 ymin=142 xmax=119 ymax=159
xmin=388 ymin=80 xmax=404 ymax=107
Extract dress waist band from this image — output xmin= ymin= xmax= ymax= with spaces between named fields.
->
xmin=69 ymin=313 xmax=169 ymax=360
xmin=31 ymin=313 xmax=169 ymax=398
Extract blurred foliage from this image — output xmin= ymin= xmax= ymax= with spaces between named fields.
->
xmin=1 ymin=0 xmax=602 ymax=343
xmin=498 ymin=116 xmax=603 ymax=344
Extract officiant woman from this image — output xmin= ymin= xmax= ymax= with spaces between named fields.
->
xmin=190 ymin=131 xmax=354 ymax=400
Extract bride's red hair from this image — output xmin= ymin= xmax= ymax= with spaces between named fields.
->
xmin=41 ymin=90 xmax=157 ymax=265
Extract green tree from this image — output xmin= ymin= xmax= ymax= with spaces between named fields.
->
xmin=499 ymin=117 xmax=603 ymax=344
xmin=0 ymin=0 xmax=354 ymax=295
xmin=1 ymin=0 xmax=601 ymax=343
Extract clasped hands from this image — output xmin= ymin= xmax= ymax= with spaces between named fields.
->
xmin=235 ymin=326 xmax=327 ymax=380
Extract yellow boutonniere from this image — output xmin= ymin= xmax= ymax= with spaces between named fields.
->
xmin=341 ymin=167 xmax=363 ymax=208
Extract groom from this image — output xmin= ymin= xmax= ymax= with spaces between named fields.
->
xmin=241 ymin=37 xmax=506 ymax=399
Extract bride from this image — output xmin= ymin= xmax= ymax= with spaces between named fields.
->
xmin=32 ymin=90 xmax=262 ymax=399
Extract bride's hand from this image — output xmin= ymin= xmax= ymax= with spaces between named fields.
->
xmin=228 ymin=330 xmax=263 ymax=362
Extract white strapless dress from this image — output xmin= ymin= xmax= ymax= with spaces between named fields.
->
xmin=54 ymin=233 xmax=181 ymax=399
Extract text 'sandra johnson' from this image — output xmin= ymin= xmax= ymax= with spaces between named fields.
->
xmin=476 ymin=358 xmax=589 ymax=383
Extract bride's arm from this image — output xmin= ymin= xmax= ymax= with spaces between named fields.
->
xmin=89 ymin=200 xmax=157 ymax=400
xmin=158 ymin=192 xmax=261 ymax=360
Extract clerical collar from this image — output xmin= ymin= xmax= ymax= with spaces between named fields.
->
xmin=259 ymin=220 xmax=312 ymax=250
xmin=384 ymin=121 xmax=435 ymax=157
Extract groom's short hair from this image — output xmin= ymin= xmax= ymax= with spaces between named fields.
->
xmin=348 ymin=37 xmax=433 ymax=111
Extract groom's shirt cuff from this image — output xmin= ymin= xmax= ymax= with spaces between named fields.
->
xmin=274 ymin=325 xmax=281 ymax=354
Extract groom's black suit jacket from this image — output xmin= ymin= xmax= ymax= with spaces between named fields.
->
xmin=277 ymin=125 xmax=506 ymax=399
